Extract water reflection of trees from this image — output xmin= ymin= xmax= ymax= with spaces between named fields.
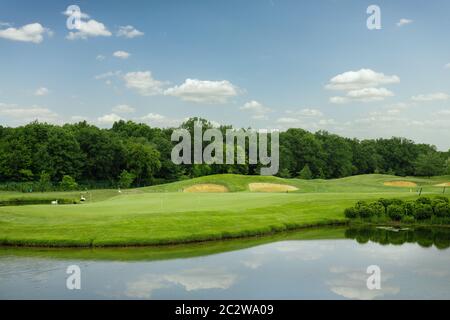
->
xmin=345 ymin=227 xmax=450 ymax=249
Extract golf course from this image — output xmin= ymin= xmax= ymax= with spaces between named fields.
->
xmin=1 ymin=174 xmax=449 ymax=247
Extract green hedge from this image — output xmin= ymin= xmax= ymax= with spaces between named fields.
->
xmin=344 ymin=196 xmax=450 ymax=224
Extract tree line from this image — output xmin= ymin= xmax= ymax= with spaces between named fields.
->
xmin=0 ymin=117 xmax=449 ymax=190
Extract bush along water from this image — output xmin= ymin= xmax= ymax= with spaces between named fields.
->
xmin=344 ymin=196 xmax=450 ymax=225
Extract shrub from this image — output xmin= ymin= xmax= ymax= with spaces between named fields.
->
xmin=413 ymin=203 xmax=433 ymax=220
xmin=60 ymin=175 xmax=78 ymax=191
xmin=401 ymin=215 xmax=415 ymax=224
xmin=298 ymin=164 xmax=313 ymax=180
xmin=356 ymin=202 xmax=384 ymax=218
xmin=404 ymin=202 xmax=415 ymax=216
xmin=387 ymin=204 xmax=405 ymax=221
xmin=356 ymin=205 xmax=373 ymax=218
xmin=378 ymin=198 xmax=404 ymax=209
xmin=118 ymin=170 xmax=135 ymax=189
xmin=344 ymin=207 xmax=358 ymax=219
xmin=416 ymin=197 xmax=432 ymax=205
xmin=368 ymin=202 xmax=385 ymax=216
xmin=434 ymin=202 xmax=450 ymax=218
xmin=434 ymin=196 xmax=449 ymax=204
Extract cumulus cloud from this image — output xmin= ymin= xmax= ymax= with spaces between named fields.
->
xmin=138 ymin=113 xmax=181 ymax=127
xmin=288 ymin=108 xmax=324 ymax=117
xmin=435 ymin=110 xmax=450 ymax=116
xmin=240 ymin=100 xmax=271 ymax=120
xmin=117 ymin=25 xmax=144 ymax=38
xmin=397 ymin=19 xmax=413 ymax=27
xmin=97 ymin=113 xmax=123 ymax=125
xmin=346 ymin=87 xmax=394 ymax=102
xmin=327 ymin=69 xmax=399 ymax=104
xmin=96 ymin=54 xmax=106 ymax=61
xmin=0 ymin=23 xmax=51 ymax=43
xmin=67 ymin=20 xmax=111 ymax=40
xmin=164 ymin=79 xmax=239 ymax=103
xmin=113 ymin=50 xmax=130 ymax=59
xmin=329 ymin=96 xmax=349 ymax=104
xmin=123 ymin=71 xmax=164 ymax=96
xmin=326 ymin=69 xmax=400 ymax=91
xmin=112 ymin=104 xmax=135 ymax=114
xmin=0 ymin=103 xmax=60 ymax=124
xmin=94 ymin=71 xmax=122 ymax=80
xmin=34 ymin=87 xmax=50 ymax=96
xmin=64 ymin=9 xmax=111 ymax=40
xmin=411 ymin=92 xmax=449 ymax=102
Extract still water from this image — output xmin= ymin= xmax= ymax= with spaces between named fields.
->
xmin=1 ymin=226 xmax=449 ymax=299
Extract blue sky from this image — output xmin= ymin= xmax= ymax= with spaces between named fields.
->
xmin=0 ymin=0 xmax=449 ymax=150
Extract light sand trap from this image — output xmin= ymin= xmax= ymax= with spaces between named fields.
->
xmin=248 ymin=183 xmax=298 ymax=192
xmin=183 ymin=184 xmax=228 ymax=193
xmin=383 ymin=181 xmax=417 ymax=187
xmin=434 ymin=182 xmax=450 ymax=187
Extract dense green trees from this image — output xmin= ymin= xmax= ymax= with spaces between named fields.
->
xmin=0 ymin=118 xmax=449 ymax=189
xmin=414 ymin=152 xmax=447 ymax=177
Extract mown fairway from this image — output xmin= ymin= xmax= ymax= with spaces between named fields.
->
xmin=0 ymin=174 xmax=449 ymax=247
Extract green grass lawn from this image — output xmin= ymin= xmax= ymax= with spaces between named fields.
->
xmin=0 ymin=174 xmax=449 ymax=247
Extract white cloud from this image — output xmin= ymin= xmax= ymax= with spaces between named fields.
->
xmin=435 ymin=110 xmax=450 ymax=116
xmin=138 ymin=113 xmax=181 ymax=127
xmin=123 ymin=71 xmax=164 ymax=96
xmin=94 ymin=71 xmax=121 ymax=80
xmin=113 ymin=50 xmax=130 ymax=59
xmin=411 ymin=92 xmax=449 ymax=102
xmin=70 ymin=115 xmax=89 ymax=122
xmin=34 ymin=87 xmax=50 ymax=96
xmin=327 ymin=69 xmax=399 ymax=104
xmin=240 ymin=100 xmax=271 ymax=119
xmin=289 ymin=108 xmax=324 ymax=117
xmin=164 ymin=79 xmax=239 ymax=103
xmin=117 ymin=25 xmax=144 ymax=38
xmin=326 ymin=69 xmax=400 ymax=91
xmin=62 ymin=7 xmax=90 ymax=19
xmin=329 ymin=96 xmax=349 ymax=104
xmin=0 ymin=103 xmax=60 ymax=123
xmin=65 ymin=9 xmax=111 ymax=40
xmin=0 ymin=23 xmax=51 ymax=43
xmin=97 ymin=113 xmax=123 ymax=125
xmin=445 ymin=63 xmax=450 ymax=69
xmin=276 ymin=117 xmax=300 ymax=124
xmin=346 ymin=87 xmax=394 ymax=102
xmin=112 ymin=104 xmax=135 ymax=114
xmin=0 ymin=22 xmax=11 ymax=27
xmin=96 ymin=54 xmax=105 ymax=61
xmin=397 ymin=19 xmax=413 ymax=27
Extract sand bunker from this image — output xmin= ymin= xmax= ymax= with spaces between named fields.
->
xmin=434 ymin=182 xmax=450 ymax=187
xmin=383 ymin=181 xmax=417 ymax=187
xmin=183 ymin=184 xmax=228 ymax=193
xmin=248 ymin=183 xmax=298 ymax=192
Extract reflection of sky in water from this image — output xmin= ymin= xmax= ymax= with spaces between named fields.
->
xmin=1 ymin=239 xmax=449 ymax=299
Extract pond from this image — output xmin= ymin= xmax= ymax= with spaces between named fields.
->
xmin=1 ymin=226 xmax=449 ymax=299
